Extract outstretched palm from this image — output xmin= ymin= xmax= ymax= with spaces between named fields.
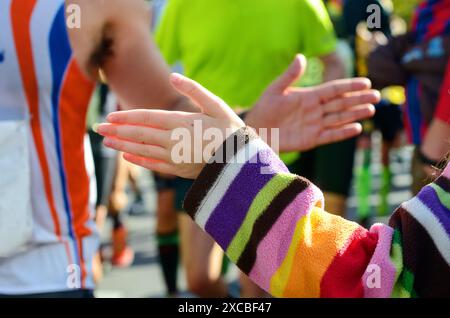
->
xmin=247 ymin=55 xmax=379 ymax=152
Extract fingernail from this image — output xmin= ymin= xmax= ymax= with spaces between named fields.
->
xmin=107 ymin=113 xmax=117 ymax=123
xmin=374 ymin=90 xmax=381 ymax=99
xmin=95 ymin=124 xmax=107 ymax=135
xmin=92 ymin=123 xmax=99 ymax=133
xmin=103 ymin=137 xmax=112 ymax=146
xmin=171 ymin=73 xmax=183 ymax=84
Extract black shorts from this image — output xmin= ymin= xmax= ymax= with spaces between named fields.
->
xmin=89 ymin=130 xmax=118 ymax=207
xmin=290 ymin=138 xmax=357 ymax=197
xmin=153 ymin=174 xmax=193 ymax=212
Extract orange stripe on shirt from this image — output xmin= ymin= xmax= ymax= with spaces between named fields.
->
xmin=11 ymin=0 xmax=62 ymax=238
xmin=282 ymin=208 xmax=360 ymax=297
xmin=58 ymin=58 xmax=95 ymax=286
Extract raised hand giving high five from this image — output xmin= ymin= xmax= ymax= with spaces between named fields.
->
xmin=246 ymin=54 xmax=379 ymax=152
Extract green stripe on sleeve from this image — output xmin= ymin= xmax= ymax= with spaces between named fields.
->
xmin=226 ymin=173 xmax=296 ymax=262
xmin=430 ymin=183 xmax=450 ymax=210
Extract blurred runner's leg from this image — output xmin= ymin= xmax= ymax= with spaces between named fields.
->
xmin=154 ymin=173 xmax=180 ymax=296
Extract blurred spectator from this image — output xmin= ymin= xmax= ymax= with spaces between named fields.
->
xmin=369 ymin=0 xmax=450 ymax=194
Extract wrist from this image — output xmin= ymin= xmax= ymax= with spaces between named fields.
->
xmin=421 ymin=119 xmax=450 ymax=162
xmin=183 ymin=126 xmax=260 ymax=217
xmin=418 ymin=148 xmax=440 ymax=167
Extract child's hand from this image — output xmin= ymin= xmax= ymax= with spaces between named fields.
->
xmin=97 ymin=73 xmax=245 ymax=179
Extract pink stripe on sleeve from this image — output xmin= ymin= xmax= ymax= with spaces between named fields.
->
xmin=248 ymin=184 xmax=323 ymax=291
xmin=362 ymin=224 xmax=397 ymax=298
xmin=442 ymin=162 xmax=450 ymax=179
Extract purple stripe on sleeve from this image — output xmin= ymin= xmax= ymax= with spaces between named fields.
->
xmin=417 ymin=185 xmax=450 ymax=237
xmin=205 ymin=149 xmax=288 ymax=250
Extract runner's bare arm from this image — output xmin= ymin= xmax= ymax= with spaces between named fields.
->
xmin=67 ymin=0 xmax=197 ymax=112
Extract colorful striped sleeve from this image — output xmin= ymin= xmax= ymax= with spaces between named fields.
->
xmin=184 ymin=127 xmax=450 ymax=297
xmin=183 ymin=128 xmax=389 ymax=297
xmin=389 ymin=167 xmax=450 ymax=297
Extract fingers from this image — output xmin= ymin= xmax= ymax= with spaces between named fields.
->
xmin=317 ymin=123 xmax=363 ymax=146
xmin=106 ymin=109 xmax=188 ymax=130
xmin=317 ymin=78 xmax=375 ymax=102
xmin=323 ymin=104 xmax=375 ymax=127
xmin=103 ymin=137 xmax=169 ymax=161
xmin=266 ymin=54 xmax=307 ymax=94
xmin=123 ymin=153 xmax=174 ymax=175
xmin=322 ymin=90 xmax=380 ymax=114
xmin=97 ymin=123 xmax=170 ymax=148
xmin=170 ymin=73 xmax=229 ymax=118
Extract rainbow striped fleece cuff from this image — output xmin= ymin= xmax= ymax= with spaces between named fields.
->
xmin=183 ymin=127 xmax=450 ymax=297
xmin=388 ymin=168 xmax=450 ymax=297
xmin=183 ymin=127 xmax=323 ymax=291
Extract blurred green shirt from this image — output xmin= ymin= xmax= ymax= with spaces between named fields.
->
xmin=155 ymin=0 xmax=337 ymax=108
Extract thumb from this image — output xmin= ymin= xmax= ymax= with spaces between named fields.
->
xmin=170 ymin=73 xmax=230 ymax=118
xmin=266 ymin=54 xmax=307 ymax=94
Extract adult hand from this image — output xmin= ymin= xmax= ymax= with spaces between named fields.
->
xmin=246 ymin=54 xmax=380 ymax=152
